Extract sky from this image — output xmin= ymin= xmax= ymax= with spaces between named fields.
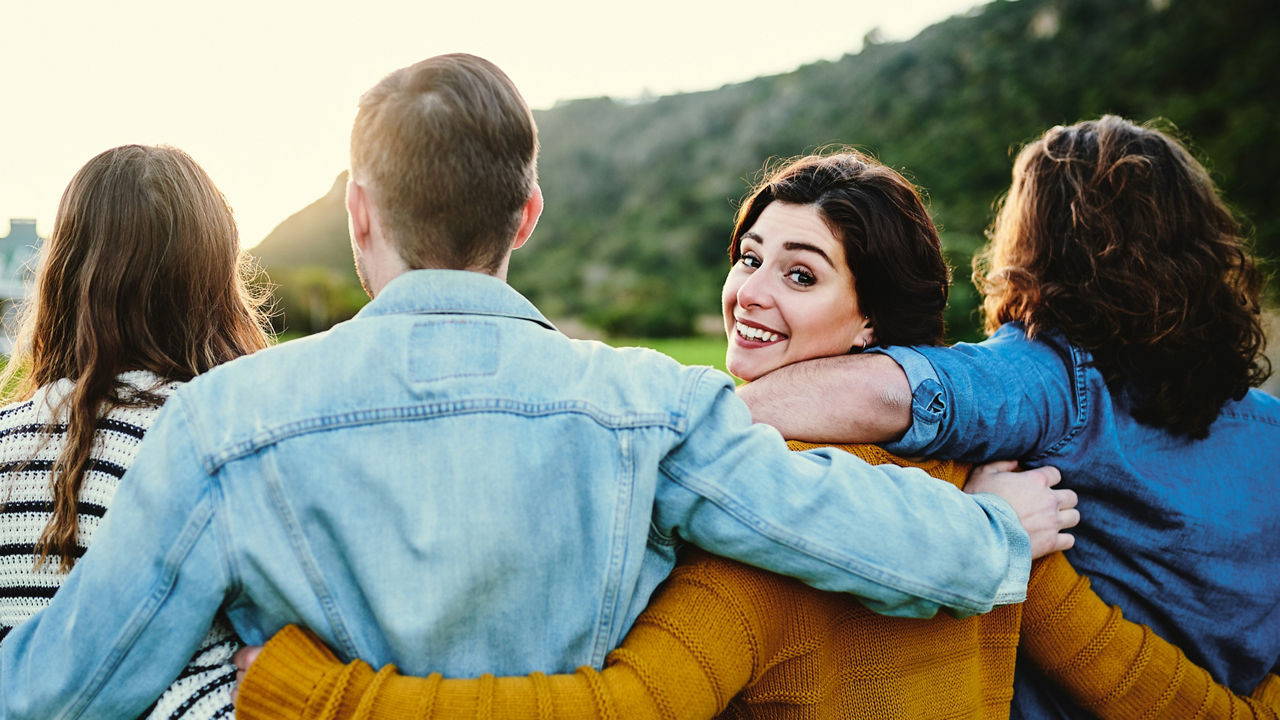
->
xmin=2 ymin=0 xmax=982 ymax=249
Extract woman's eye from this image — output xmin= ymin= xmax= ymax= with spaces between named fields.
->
xmin=740 ymin=252 xmax=762 ymax=269
xmin=786 ymin=268 xmax=816 ymax=286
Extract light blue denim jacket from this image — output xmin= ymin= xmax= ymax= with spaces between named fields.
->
xmin=0 ymin=271 xmax=1029 ymax=719
xmin=875 ymin=323 xmax=1280 ymax=719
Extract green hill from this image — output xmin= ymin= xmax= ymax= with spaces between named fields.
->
xmin=252 ymin=0 xmax=1279 ymax=339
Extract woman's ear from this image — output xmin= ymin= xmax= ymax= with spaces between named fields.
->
xmin=854 ymin=319 xmax=876 ymax=350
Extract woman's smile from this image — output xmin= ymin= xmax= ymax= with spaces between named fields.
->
xmin=733 ymin=319 xmax=786 ymax=344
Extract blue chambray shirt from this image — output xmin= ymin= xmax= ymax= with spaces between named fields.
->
xmin=0 ymin=271 xmax=1030 ymax=719
xmin=874 ymin=323 xmax=1280 ymax=719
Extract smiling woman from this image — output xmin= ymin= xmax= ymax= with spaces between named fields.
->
xmin=722 ymin=152 xmax=948 ymax=381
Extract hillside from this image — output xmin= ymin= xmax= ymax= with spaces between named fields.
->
xmin=252 ymin=0 xmax=1279 ymax=339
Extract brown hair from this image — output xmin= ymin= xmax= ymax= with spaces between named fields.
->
xmin=731 ymin=151 xmax=950 ymax=347
xmin=1 ymin=144 xmax=272 ymax=571
xmin=350 ymin=53 xmax=538 ymax=273
xmin=976 ymin=115 xmax=1269 ymax=438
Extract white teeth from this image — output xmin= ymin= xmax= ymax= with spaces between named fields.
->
xmin=736 ymin=322 xmax=780 ymax=343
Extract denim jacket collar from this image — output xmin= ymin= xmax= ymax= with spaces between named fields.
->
xmin=357 ymin=269 xmax=557 ymax=331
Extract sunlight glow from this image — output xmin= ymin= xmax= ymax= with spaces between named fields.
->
xmin=2 ymin=0 xmax=980 ymax=249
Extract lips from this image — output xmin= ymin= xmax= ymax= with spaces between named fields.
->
xmin=734 ymin=319 xmax=785 ymax=344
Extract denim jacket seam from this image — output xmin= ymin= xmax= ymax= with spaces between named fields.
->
xmin=657 ymin=456 xmax=991 ymax=612
xmin=205 ymin=400 xmax=686 ymax=472
xmin=259 ymin=449 xmax=359 ymax=659
xmin=1217 ymin=407 xmax=1280 ymax=427
xmin=369 ymin=306 xmax=557 ymax=332
xmin=674 ymin=366 xmax=716 ymax=434
xmin=591 ymin=431 xmax=637 ymax=666
xmin=66 ymin=490 xmax=217 ymax=718
xmin=1033 ymin=343 xmax=1091 ymax=459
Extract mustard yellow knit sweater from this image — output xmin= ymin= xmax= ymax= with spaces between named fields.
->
xmin=236 ymin=445 xmax=1280 ymax=720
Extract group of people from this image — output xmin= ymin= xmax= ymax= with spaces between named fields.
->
xmin=0 ymin=53 xmax=1275 ymax=720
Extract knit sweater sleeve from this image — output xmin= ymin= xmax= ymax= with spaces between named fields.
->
xmin=1021 ymin=552 xmax=1280 ymax=719
xmin=236 ymin=553 xmax=793 ymax=720
xmin=143 ymin=616 xmax=240 ymax=720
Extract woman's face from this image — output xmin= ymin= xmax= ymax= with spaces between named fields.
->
xmin=722 ymin=201 xmax=873 ymax=382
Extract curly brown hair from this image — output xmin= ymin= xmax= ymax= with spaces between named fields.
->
xmin=731 ymin=151 xmax=950 ymax=347
xmin=975 ymin=116 xmax=1270 ymax=438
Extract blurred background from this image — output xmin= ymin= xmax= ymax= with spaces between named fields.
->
xmin=3 ymin=0 xmax=1277 ymax=391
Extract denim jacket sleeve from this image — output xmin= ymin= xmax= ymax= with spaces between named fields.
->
xmin=653 ymin=369 xmax=1031 ymax=619
xmin=871 ymin=324 xmax=1084 ymax=463
xmin=0 ymin=394 xmax=231 ymax=720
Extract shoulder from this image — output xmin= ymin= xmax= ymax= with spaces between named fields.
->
xmin=1216 ymin=388 xmax=1280 ymax=430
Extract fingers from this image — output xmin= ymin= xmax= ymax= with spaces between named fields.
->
xmin=234 ymin=645 xmax=262 ymax=671
xmin=1034 ymin=465 xmax=1062 ymax=487
xmin=1058 ymin=507 xmax=1081 ymax=530
xmin=1053 ymin=488 xmax=1078 ymax=510
xmin=232 ymin=645 xmax=262 ymax=704
xmin=1054 ymin=532 xmax=1076 ymax=553
xmin=980 ymin=459 xmax=1019 ymax=473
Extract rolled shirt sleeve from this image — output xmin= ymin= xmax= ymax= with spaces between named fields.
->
xmin=870 ymin=324 xmax=1082 ymax=463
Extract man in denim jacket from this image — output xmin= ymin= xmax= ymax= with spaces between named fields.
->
xmin=0 ymin=54 xmax=1069 ymax=718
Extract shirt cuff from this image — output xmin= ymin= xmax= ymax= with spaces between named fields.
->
xmin=866 ymin=346 xmax=946 ymax=455
xmin=967 ymin=492 xmax=1032 ymax=606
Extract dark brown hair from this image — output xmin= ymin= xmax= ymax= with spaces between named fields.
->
xmin=2 ymin=144 xmax=272 ymax=571
xmin=350 ymin=53 xmax=539 ymax=273
xmin=976 ymin=115 xmax=1269 ymax=438
xmin=731 ymin=151 xmax=950 ymax=347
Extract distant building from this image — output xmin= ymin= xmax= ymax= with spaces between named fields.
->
xmin=0 ymin=219 xmax=43 ymax=354
xmin=0 ymin=219 xmax=41 ymax=298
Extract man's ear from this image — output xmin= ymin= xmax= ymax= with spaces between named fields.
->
xmin=511 ymin=184 xmax=544 ymax=250
xmin=347 ymin=180 xmax=372 ymax=252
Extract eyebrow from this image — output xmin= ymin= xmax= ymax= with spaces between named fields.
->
xmin=739 ymin=233 xmax=837 ymax=268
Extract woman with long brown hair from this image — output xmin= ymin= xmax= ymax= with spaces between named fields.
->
xmin=0 ymin=144 xmax=271 ymax=719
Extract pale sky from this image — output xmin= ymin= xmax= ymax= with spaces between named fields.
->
xmin=2 ymin=0 xmax=981 ymax=248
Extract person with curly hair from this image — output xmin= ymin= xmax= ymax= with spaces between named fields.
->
xmin=732 ymin=115 xmax=1279 ymax=718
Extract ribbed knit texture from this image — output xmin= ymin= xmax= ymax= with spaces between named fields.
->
xmin=1021 ymin=552 xmax=1280 ymax=720
xmin=0 ymin=372 xmax=240 ymax=720
xmin=238 ymin=445 xmax=1020 ymax=719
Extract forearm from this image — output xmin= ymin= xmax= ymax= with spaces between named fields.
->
xmin=736 ymin=353 xmax=911 ymax=443
xmin=237 ymin=557 xmax=765 ymax=720
xmin=236 ymin=629 xmax=669 ymax=720
xmin=1022 ymin=552 xmax=1280 ymax=719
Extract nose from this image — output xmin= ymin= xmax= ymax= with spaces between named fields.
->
xmin=735 ymin=267 xmax=774 ymax=310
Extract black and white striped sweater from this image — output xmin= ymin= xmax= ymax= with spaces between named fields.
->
xmin=0 ymin=371 xmax=239 ymax=720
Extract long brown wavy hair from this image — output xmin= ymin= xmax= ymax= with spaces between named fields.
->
xmin=975 ymin=116 xmax=1269 ymax=438
xmin=731 ymin=151 xmax=951 ymax=347
xmin=1 ymin=145 xmax=272 ymax=571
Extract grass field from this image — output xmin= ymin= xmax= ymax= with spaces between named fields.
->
xmin=605 ymin=336 xmax=729 ymax=376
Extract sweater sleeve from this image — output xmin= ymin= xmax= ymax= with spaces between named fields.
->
xmin=236 ymin=553 xmax=793 ymax=720
xmin=144 ymin=616 xmax=240 ymax=720
xmin=1021 ymin=552 xmax=1280 ymax=719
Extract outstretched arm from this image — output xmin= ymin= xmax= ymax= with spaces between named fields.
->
xmin=235 ymin=554 xmax=796 ymax=720
xmin=1022 ymin=552 xmax=1280 ymax=719
xmin=736 ymin=353 xmax=911 ymax=444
